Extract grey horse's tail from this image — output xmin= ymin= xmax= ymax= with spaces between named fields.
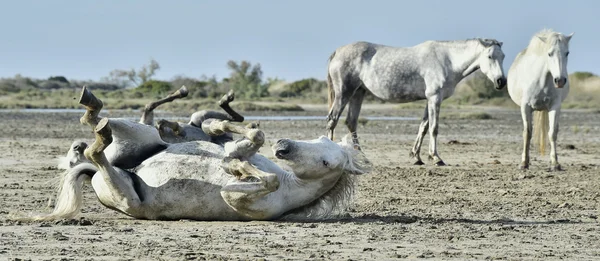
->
xmin=327 ymin=51 xmax=336 ymax=111
xmin=533 ymin=110 xmax=549 ymax=156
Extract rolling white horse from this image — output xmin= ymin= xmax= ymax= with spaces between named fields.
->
xmin=35 ymin=86 xmax=372 ymax=221
xmin=507 ymin=29 xmax=574 ymax=171
xmin=326 ymin=38 xmax=507 ymax=166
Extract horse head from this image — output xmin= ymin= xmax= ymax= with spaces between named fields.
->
xmin=475 ymin=39 xmax=507 ymax=90
xmin=537 ymin=32 xmax=574 ymax=88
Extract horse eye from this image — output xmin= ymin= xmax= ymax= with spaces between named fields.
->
xmin=323 ymin=160 xmax=329 ymax=167
xmin=566 ymin=52 xmax=570 ymax=57
xmin=548 ymin=53 xmax=552 ymax=57
xmin=488 ymin=55 xmax=492 ymax=59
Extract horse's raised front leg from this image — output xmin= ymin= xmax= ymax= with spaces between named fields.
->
xmin=409 ymin=105 xmax=429 ymax=165
xmin=202 ymin=119 xmax=264 ymax=159
xmin=139 ymin=85 xmax=189 ymax=125
xmin=345 ymin=88 xmax=366 ymax=149
xmin=427 ymin=95 xmax=445 ymax=166
xmin=188 ymin=90 xmax=245 ymax=128
xmin=520 ymin=105 xmax=533 ymax=170
xmin=548 ymin=108 xmax=562 ymax=171
xmin=220 ymin=157 xmax=280 ymax=220
xmin=79 ymin=86 xmax=103 ymax=129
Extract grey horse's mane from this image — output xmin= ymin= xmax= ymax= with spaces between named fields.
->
xmin=431 ymin=38 xmax=502 ymax=48
xmin=280 ymin=135 xmax=371 ymax=221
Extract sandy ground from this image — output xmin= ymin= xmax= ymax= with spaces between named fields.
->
xmin=1 ymin=104 xmax=599 ymax=260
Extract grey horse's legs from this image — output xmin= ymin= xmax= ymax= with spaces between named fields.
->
xmin=427 ymin=94 xmax=445 ymax=166
xmin=326 ymin=78 xmax=356 ymax=141
xmin=409 ymin=105 xmax=429 ymax=165
xmin=345 ymin=87 xmax=366 ymax=149
xmin=140 ymin=86 xmax=189 ymax=125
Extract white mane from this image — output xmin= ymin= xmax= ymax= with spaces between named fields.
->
xmin=526 ymin=29 xmax=570 ymax=55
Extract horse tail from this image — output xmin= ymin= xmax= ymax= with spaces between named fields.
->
xmin=30 ymin=163 xmax=97 ymax=221
xmin=327 ymin=51 xmax=336 ymax=111
xmin=533 ymin=110 xmax=549 ymax=156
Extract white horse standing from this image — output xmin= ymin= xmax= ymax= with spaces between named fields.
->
xmin=326 ymin=39 xmax=507 ymax=165
xmin=507 ymin=29 xmax=573 ymax=171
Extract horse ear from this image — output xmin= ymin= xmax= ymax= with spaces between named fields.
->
xmin=498 ymin=41 xmax=503 ymax=47
xmin=537 ymin=36 xmax=547 ymax=43
xmin=565 ymin=33 xmax=574 ymax=42
xmin=477 ymin=38 xmax=486 ymax=46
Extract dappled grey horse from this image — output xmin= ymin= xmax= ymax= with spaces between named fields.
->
xmin=507 ymin=29 xmax=574 ymax=171
xmin=35 ymin=86 xmax=372 ymax=221
xmin=326 ymin=39 xmax=507 ymax=165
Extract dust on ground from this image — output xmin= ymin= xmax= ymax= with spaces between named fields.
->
xmin=1 ymin=105 xmax=599 ymax=260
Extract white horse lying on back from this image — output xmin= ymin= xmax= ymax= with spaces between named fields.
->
xmin=507 ymin=29 xmax=574 ymax=171
xmin=36 ymin=87 xmax=372 ymax=221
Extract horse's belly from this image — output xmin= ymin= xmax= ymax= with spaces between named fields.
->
xmin=365 ymin=78 xmax=427 ymax=103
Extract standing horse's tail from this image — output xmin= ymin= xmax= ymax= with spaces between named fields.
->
xmin=533 ymin=110 xmax=550 ymax=156
xmin=327 ymin=51 xmax=336 ymax=111
xmin=28 ymin=163 xmax=97 ymax=221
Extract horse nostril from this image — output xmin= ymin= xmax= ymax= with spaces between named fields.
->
xmin=554 ymin=77 xmax=559 ymax=84
xmin=496 ymin=78 xmax=506 ymax=88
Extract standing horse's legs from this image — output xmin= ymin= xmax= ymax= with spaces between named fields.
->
xmin=139 ymin=86 xmax=189 ymax=125
xmin=326 ymin=82 xmax=354 ymax=141
xmin=520 ymin=105 xmax=533 ymax=170
xmin=548 ymin=108 xmax=562 ymax=171
xmin=345 ymin=88 xmax=366 ymax=149
xmin=409 ymin=105 xmax=429 ymax=165
xmin=202 ymin=120 xmax=264 ymax=159
xmin=427 ymin=95 xmax=445 ymax=166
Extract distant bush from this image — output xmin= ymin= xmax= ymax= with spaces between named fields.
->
xmin=48 ymin=76 xmax=69 ymax=83
xmin=135 ymin=80 xmax=173 ymax=96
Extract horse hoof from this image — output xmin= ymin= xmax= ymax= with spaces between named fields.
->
xmin=519 ymin=164 xmax=529 ymax=170
xmin=79 ymin=86 xmax=103 ymax=109
xmin=435 ymin=161 xmax=446 ymax=167
xmin=550 ymin=165 xmax=563 ymax=172
xmin=220 ymin=90 xmax=235 ymax=105
xmin=176 ymin=85 xmax=189 ymax=98
xmin=413 ymin=160 xmax=425 ymax=166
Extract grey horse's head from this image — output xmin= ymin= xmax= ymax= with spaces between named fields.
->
xmin=537 ymin=32 xmax=574 ymax=88
xmin=475 ymin=38 xmax=507 ymax=90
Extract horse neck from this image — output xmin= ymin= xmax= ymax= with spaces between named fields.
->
xmin=441 ymin=40 xmax=483 ymax=78
xmin=266 ymin=170 xmax=342 ymax=213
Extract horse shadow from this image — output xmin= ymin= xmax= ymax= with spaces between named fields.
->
xmin=284 ymin=213 xmax=587 ymax=226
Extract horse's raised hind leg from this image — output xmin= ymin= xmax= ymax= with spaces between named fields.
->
xmin=79 ymin=86 xmax=104 ymax=129
xmin=409 ymin=105 xmax=429 ymax=165
xmin=548 ymin=108 xmax=562 ymax=171
xmin=202 ymin=120 xmax=264 ymax=159
xmin=426 ymin=95 xmax=445 ymax=166
xmin=345 ymin=88 xmax=366 ymax=150
xmin=520 ymin=105 xmax=533 ymax=170
xmin=139 ymin=85 xmax=189 ymax=125
xmin=85 ymin=118 xmax=144 ymax=217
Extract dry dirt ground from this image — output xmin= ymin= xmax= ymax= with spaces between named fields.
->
xmin=1 ymin=105 xmax=599 ymax=260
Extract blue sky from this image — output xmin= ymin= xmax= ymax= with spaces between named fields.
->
xmin=0 ymin=0 xmax=596 ymax=83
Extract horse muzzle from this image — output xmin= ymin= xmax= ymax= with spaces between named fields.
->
xmin=273 ymin=139 xmax=293 ymax=159
xmin=495 ymin=77 xmax=507 ymax=90
xmin=554 ymin=77 xmax=567 ymax=88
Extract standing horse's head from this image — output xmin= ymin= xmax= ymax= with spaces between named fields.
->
xmin=272 ymin=135 xmax=372 ymax=180
xmin=537 ymin=32 xmax=574 ymax=88
xmin=475 ymin=39 xmax=507 ymax=90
